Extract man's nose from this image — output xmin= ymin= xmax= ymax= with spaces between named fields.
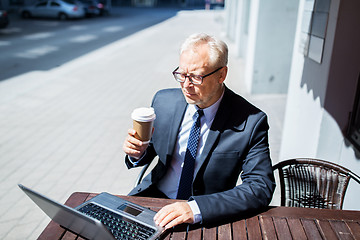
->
xmin=183 ymin=76 xmax=193 ymax=87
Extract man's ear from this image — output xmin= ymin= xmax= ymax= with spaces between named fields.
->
xmin=219 ymin=66 xmax=228 ymax=84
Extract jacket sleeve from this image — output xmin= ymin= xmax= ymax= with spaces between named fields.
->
xmin=125 ymin=143 xmax=157 ymax=169
xmin=191 ymin=114 xmax=275 ymax=225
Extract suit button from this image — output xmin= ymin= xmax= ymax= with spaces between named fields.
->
xmin=138 ymin=188 xmax=142 ymax=192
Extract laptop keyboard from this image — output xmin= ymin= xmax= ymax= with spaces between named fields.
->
xmin=78 ymin=203 xmax=156 ymax=240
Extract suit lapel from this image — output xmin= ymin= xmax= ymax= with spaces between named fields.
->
xmin=194 ymin=128 xmax=220 ymax=177
xmin=166 ymin=96 xmax=187 ymax=156
xmin=194 ymin=87 xmax=233 ymax=177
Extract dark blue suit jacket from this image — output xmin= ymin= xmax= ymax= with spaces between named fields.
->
xmin=125 ymin=86 xmax=275 ymax=224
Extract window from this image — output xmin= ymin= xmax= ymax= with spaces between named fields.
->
xmin=63 ymin=0 xmax=76 ymax=4
xmin=36 ymin=2 xmax=48 ymax=7
xmin=299 ymin=0 xmax=331 ymax=63
xmin=50 ymin=1 xmax=60 ymax=6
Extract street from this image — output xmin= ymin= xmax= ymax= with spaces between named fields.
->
xmin=0 ymin=7 xmax=179 ymax=81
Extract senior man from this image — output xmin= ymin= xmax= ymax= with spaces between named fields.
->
xmin=123 ymin=33 xmax=275 ymax=229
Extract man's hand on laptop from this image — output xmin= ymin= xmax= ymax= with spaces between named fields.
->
xmin=154 ymin=202 xmax=194 ymax=229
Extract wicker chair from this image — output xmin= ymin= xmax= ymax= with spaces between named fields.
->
xmin=272 ymin=158 xmax=360 ymax=209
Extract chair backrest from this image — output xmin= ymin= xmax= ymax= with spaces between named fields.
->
xmin=272 ymin=158 xmax=360 ymax=209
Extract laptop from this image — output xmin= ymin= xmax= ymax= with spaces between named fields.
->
xmin=18 ymin=184 xmax=165 ymax=240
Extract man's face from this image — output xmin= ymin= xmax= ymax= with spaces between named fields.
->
xmin=178 ymin=44 xmax=227 ymax=109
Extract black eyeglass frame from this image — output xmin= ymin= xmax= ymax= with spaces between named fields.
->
xmin=172 ymin=66 xmax=224 ymax=85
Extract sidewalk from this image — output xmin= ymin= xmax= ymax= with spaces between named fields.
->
xmin=0 ymin=8 xmax=285 ymax=239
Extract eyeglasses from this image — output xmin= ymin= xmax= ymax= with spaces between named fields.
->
xmin=172 ymin=66 xmax=223 ymax=85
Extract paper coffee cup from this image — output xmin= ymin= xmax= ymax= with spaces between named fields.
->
xmin=131 ymin=107 xmax=156 ymax=143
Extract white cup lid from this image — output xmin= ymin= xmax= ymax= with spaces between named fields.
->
xmin=131 ymin=107 xmax=156 ymax=122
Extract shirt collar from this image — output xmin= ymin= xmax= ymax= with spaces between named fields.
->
xmin=187 ymin=89 xmax=225 ymax=124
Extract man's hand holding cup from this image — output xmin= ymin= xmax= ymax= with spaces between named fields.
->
xmin=123 ymin=107 xmax=156 ymax=159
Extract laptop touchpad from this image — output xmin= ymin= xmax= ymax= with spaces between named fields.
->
xmin=118 ymin=203 xmax=143 ymax=216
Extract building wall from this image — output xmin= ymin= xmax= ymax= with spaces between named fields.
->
xmin=250 ymin=0 xmax=299 ymax=94
xmin=225 ymin=0 xmax=298 ymax=94
xmin=224 ymin=0 xmax=249 ymax=58
xmin=280 ymin=0 xmax=360 ymax=210
xmin=318 ymin=0 xmax=360 ymax=210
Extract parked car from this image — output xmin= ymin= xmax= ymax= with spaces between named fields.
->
xmin=20 ymin=0 xmax=85 ymax=20
xmin=210 ymin=0 xmax=224 ymax=8
xmin=78 ymin=0 xmax=109 ymax=16
xmin=97 ymin=0 xmax=110 ymax=16
xmin=0 ymin=10 xmax=9 ymax=28
xmin=78 ymin=0 xmax=100 ymax=16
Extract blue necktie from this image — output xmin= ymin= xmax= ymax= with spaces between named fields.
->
xmin=177 ymin=109 xmax=204 ymax=200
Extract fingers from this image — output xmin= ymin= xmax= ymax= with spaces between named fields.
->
xmin=123 ymin=129 xmax=149 ymax=159
xmin=154 ymin=202 xmax=194 ymax=229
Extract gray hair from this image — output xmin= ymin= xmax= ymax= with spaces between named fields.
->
xmin=180 ymin=33 xmax=228 ymax=67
